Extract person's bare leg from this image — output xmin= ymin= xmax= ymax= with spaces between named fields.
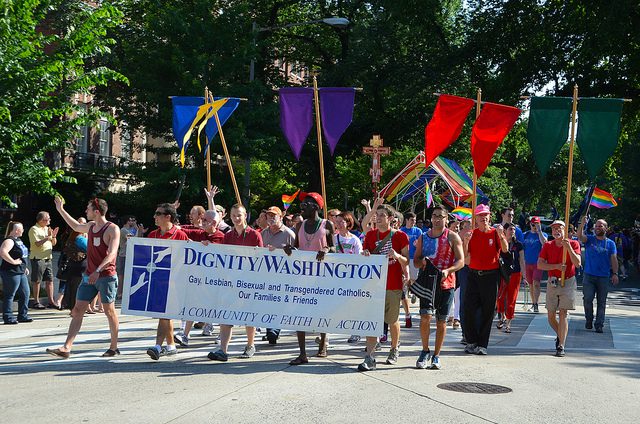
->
xmin=45 ymin=281 xmax=55 ymax=305
xmin=156 ymin=319 xmax=171 ymax=346
xmin=60 ymin=300 xmax=91 ymax=352
xmin=402 ymin=297 xmax=410 ymax=316
xmin=219 ymin=324 xmax=233 ymax=353
xmin=390 ymin=320 xmax=400 ymax=349
xmin=101 ymin=301 xmax=119 ymax=350
xmin=532 ymin=280 xmax=541 ymax=305
xmin=420 ymin=314 xmax=432 ymax=351
xmin=245 ymin=326 xmax=255 ymax=346
xmin=434 ymin=320 xmax=447 ymax=356
xmin=558 ymin=310 xmax=568 ymax=346
xmin=294 ymin=331 xmax=307 ymax=358
xmin=547 ymin=310 xmax=558 ymax=334
xmin=183 ymin=320 xmax=194 ymax=337
xmin=365 ymin=336 xmax=377 ymax=356
xmin=166 ymin=320 xmax=175 ymax=346
xmin=33 ymin=281 xmax=41 ymax=305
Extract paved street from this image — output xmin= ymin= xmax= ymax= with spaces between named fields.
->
xmin=1 ymin=284 xmax=638 ymax=424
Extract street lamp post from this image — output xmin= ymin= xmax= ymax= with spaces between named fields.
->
xmin=243 ymin=16 xmax=350 ymax=208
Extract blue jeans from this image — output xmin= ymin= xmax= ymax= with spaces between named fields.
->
xmin=1 ymin=271 xmax=30 ymax=322
xmin=582 ymin=274 xmax=609 ymax=328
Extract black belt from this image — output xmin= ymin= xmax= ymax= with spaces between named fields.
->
xmin=469 ymin=268 xmax=498 ymax=276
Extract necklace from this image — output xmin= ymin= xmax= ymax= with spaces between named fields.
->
xmin=304 ymin=219 xmax=322 ymax=243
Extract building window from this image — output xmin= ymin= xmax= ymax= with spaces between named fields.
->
xmin=121 ymin=125 xmax=132 ymax=160
xmin=76 ymin=104 xmax=88 ymax=153
xmin=99 ymin=119 xmax=111 ymax=157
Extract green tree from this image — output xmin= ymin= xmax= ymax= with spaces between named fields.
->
xmin=0 ymin=0 xmax=127 ymax=207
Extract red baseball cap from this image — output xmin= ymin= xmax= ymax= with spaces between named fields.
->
xmin=299 ymin=192 xmax=324 ymax=209
xmin=530 ymin=216 xmax=541 ymax=224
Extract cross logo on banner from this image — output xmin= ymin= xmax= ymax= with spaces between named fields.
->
xmin=128 ymin=245 xmax=172 ymax=313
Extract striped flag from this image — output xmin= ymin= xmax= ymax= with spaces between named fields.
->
xmin=282 ymin=189 xmax=300 ymax=211
xmin=425 ymin=182 xmax=433 ymax=207
xmin=451 ymin=207 xmax=472 ymax=221
xmin=590 ymin=188 xmax=618 ymax=209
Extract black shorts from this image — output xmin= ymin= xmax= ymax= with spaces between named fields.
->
xmin=419 ymin=285 xmax=454 ymax=321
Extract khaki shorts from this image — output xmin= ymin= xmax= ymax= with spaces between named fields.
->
xmin=30 ymin=258 xmax=53 ymax=283
xmin=545 ymin=276 xmax=576 ymax=311
xmin=384 ymin=290 xmax=403 ymax=324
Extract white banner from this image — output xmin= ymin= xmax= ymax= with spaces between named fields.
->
xmin=121 ymin=238 xmax=388 ymax=336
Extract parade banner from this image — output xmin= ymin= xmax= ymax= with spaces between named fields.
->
xmin=121 ymin=239 xmax=388 ymax=336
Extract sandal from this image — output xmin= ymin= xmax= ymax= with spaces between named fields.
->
xmin=316 ymin=343 xmax=328 ymax=358
xmin=496 ymin=319 xmax=504 ymax=329
xmin=46 ymin=348 xmax=70 ymax=359
xmin=505 ymin=326 xmax=511 ymax=333
xmin=101 ymin=348 xmax=121 ymax=357
xmin=289 ymin=355 xmax=309 ymax=365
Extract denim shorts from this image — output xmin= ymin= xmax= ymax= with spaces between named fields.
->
xmin=419 ymin=286 xmax=454 ymax=321
xmin=77 ymin=275 xmax=118 ymax=304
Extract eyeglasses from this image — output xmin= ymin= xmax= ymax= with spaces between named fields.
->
xmin=154 ymin=211 xmax=167 ymax=216
xmin=432 ymin=215 xmax=447 ymax=220
xmin=329 ymin=214 xmax=338 ymax=217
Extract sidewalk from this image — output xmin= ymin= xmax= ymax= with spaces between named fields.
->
xmin=0 ymin=299 xmax=638 ymax=424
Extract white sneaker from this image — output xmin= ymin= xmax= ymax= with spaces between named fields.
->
xmin=429 ymin=355 xmax=442 ymax=369
xmin=201 ymin=323 xmax=214 ymax=336
xmin=173 ymin=332 xmax=189 ymax=347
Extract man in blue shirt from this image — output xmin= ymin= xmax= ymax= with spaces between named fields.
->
xmin=578 ymin=216 xmax=618 ymax=333
xmin=522 ymin=216 xmax=548 ymax=312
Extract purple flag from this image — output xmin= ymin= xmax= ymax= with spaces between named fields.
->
xmin=319 ymin=88 xmax=356 ymax=155
xmin=279 ymin=88 xmax=314 ymax=160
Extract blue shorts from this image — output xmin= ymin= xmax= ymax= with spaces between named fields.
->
xmin=77 ymin=275 xmax=118 ymax=304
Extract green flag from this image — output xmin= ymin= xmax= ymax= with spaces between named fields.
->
xmin=526 ymin=97 xmax=573 ymax=177
xmin=576 ymin=98 xmax=624 ymax=180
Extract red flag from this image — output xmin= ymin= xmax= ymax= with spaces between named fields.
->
xmin=471 ymin=102 xmax=521 ymax=177
xmin=424 ymin=94 xmax=475 ymax=167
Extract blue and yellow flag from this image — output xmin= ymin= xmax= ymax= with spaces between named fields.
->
xmin=171 ymin=96 xmax=241 ymax=167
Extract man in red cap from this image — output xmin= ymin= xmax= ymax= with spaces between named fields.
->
xmin=261 ymin=205 xmax=295 ymax=344
xmin=522 ymin=216 xmax=548 ymax=312
xmin=461 ymin=204 xmax=508 ymax=355
xmin=284 ymin=192 xmax=335 ymax=365
xmin=537 ymin=220 xmax=581 ymax=357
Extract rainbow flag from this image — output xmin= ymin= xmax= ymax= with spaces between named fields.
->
xmin=425 ymin=182 xmax=433 ymax=207
xmin=282 ymin=189 xmax=300 ymax=211
xmin=451 ymin=207 xmax=472 ymax=221
xmin=590 ymin=188 xmax=618 ymax=209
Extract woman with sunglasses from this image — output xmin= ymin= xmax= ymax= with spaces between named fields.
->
xmin=495 ymin=223 xmax=526 ymax=333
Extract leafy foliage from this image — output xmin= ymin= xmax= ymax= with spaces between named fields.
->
xmin=0 ymin=0 xmax=127 ymax=206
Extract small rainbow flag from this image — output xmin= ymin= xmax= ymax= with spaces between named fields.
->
xmin=451 ymin=207 xmax=472 ymax=221
xmin=282 ymin=189 xmax=300 ymax=211
xmin=425 ymin=182 xmax=433 ymax=207
xmin=590 ymin=188 xmax=618 ymax=209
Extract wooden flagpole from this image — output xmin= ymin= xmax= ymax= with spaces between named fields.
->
xmin=213 ymin=107 xmax=242 ymax=206
xmin=204 ymin=87 xmax=212 ymax=191
xmin=561 ymin=84 xmax=579 ymax=286
xmin=312 ymin=73 xmax=328 ymax=219
xmin=471 ymin=88 xmax=482 ymax=226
